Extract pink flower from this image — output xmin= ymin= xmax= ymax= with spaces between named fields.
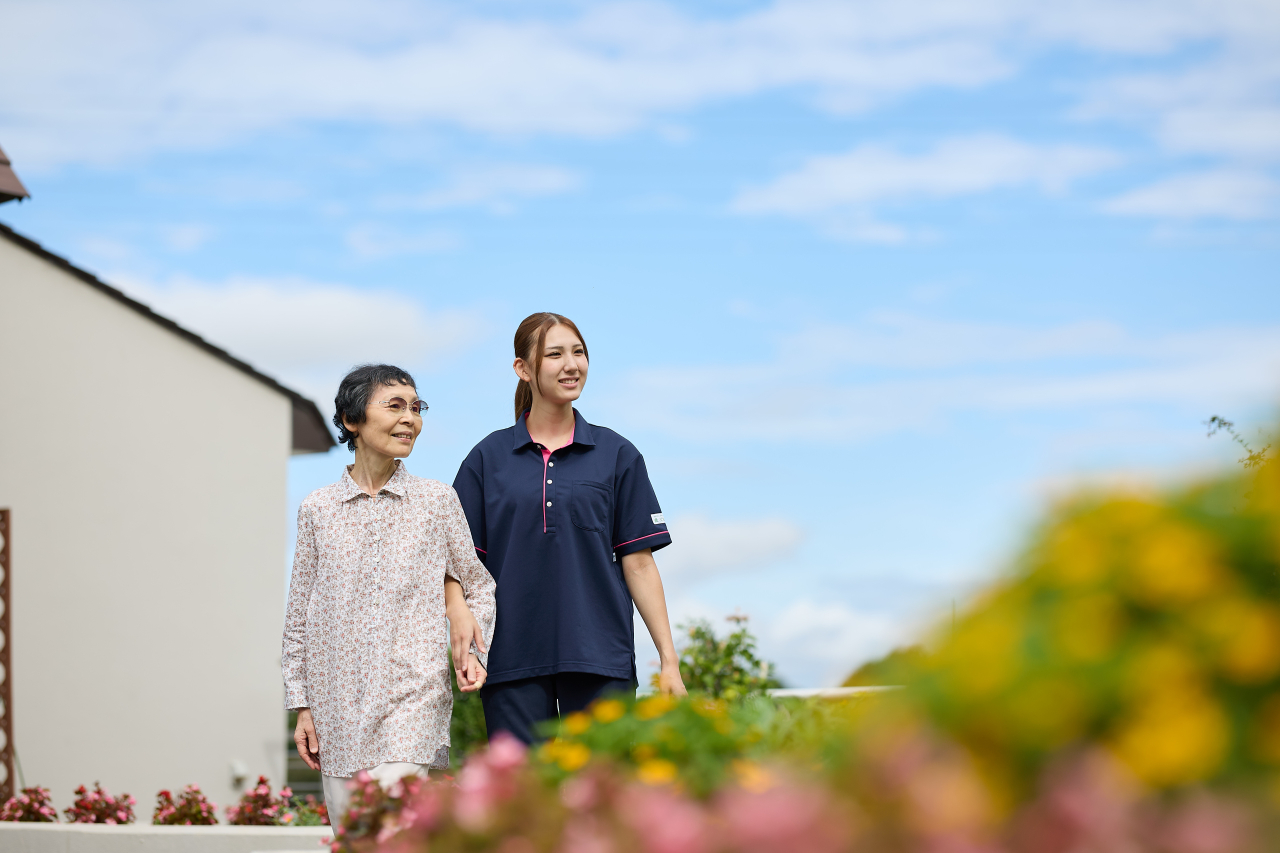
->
xmin=717 ymin=779 xmax=851 ymax=853
xmin=487 ymin=731 xmax=528 ymax=771
xmin=560 ymin=815 xmax=616 ymax=853
xmin=561 ymin=775 xmax=600 ymax=811
xmin=619 ymin=785 xmax=712 ymax=853
xmin=1010 ymin=750 xmax=1140 ymax=853
xmin=399 ymin=782 xmax=444 ymax=832
xmin=1146 ymin=791 xmax=1252 ymax=853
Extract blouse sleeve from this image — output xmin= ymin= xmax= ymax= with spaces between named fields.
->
xmin=281 ymin=503 xmax=317 ymax=709
xmin=442 ymin=485 xmax=497 ymax=669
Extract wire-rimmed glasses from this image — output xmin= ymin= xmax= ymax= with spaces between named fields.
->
xmin=375 ymin=397 xmax=428 ymax=417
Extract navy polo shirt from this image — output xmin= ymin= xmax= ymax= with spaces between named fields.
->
xmin=452 ymin=408 xmax=671 ymax=685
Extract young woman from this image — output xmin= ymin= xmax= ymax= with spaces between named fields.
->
xmin=444 ymin=313 xmax=686 ymax=744
xmin=283 ymin=364 xmax=495 ymax=819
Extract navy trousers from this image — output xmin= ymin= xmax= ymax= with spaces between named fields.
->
xmin=480 ymin=671 xmax=635 ymax=745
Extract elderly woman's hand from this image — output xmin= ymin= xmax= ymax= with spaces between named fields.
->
xmin=293 ymin=708 xmax=321 ymax=771
xmin=445 ymin=578 xmax=488 ymax=692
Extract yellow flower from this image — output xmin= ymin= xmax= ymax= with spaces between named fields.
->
xmin=692 ymin=697 xmax=728 ymax=718
xmin=1004 ymin=677 xmax=1088 ymax=748
xmin=592 ymin=699 xmax=625 ymax=724
xmin=635 ymin=694 xmax=676 ymax=721
xmin=730 ymin=760 xmax=774 ymax=793
xmin=1110 ymin=685 xmax=1227 ymax=787
xmin=556 ymin=742 xmax=592 ymax=772
xmin=636 ymin=759 xmax=679 ymax=786
xmin=563 ymin=712 xmax=592 ymax=736
xmin=537 ymin=741 xmax=558 ymax=764
xmin=1197 ymin=597 xmax=1280 ymax=684
xmin=1249 ymin=693 xmax=1280 ymax=763
xmin=631 ymin=743 xmax=657 ymax=762
xmin=1042 ymin=521 xmax=1109 ymax=588
xmin=1122 ymin=639 xmax=1201 ymax=703
xmin=940 ymin=607 xmax=1022 ymax=699
xmin=1123 ymin=520 xmax=1224 ymax=607
xmin=1052 ymin=593 xmax=1123 ymax=662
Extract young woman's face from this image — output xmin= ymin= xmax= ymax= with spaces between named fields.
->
xmin=526 ymin=324 xmax=588 ymax=406
xmin=346 ymin=382 xmax=423 ymax=458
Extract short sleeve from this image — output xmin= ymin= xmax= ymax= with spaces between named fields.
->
xmin=611 ymin=450 xmax=671 ymax=557
xmin=452 ymin=449 xmax=487 ymax=564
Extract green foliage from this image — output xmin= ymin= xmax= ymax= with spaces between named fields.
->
xmin=539 ymin=691 xmax=875 ymax=797
xmin=449 ymin=677 xmax=488 ymax=766
xmin=287 ymin=795 xmax=329 ymax=826
xmin=842 ymin=645 xmax=928 ymax=687
xmin=1207 ymin=415 xmax=1273 ymax=469
xmin=675 ymin=614 xmax=781 ymax=700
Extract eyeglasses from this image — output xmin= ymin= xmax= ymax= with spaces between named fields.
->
xmin=375 ymin=397 xmax=429 ymax=417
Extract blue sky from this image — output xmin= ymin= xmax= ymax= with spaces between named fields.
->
xmin=4 ymin=0 xmax=1279 ymax=686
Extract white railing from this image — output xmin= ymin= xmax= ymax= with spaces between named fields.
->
xmin=767 ymin=686 xmax=901 ymax=698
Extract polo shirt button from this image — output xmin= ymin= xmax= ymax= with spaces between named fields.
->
xmin=547 ymin=501 xmax=552 ymax=507
xmin=547 ymin=479 xmax=553 ymax=484
xmin=548 ymin=462 xmax=554 ymax=467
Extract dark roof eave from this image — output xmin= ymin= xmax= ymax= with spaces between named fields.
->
xmin=0 ymin=221 xmax=335 ymax=454
xmin=0 ymin=145 xmax=31 ymax=203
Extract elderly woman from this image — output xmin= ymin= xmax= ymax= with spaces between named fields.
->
xmin=282 ymin=364 xmax=495 ymax=818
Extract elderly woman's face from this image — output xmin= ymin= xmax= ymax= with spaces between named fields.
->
xmin=353 ymin=382 xmax=423 ymax=458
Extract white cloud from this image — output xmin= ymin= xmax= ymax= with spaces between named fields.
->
xmin=1103 ymin=169 xmax=1279 ymax=220
xmin=383 ymin=165 xmax=581 ymax=213
xmin=1077 ymin=53 xmax=1280 ymax=162
xmin=114 ymin=273 xmax=486 ymax=407
xmin=732 ymin=135 xmax=1118 ymax=241
xmin=609 ymin=315 xmax=1280 ymax=443
xmin=764 ymin=599 xmax=912 ymax=686
xmin=162 ymin=223 xmax=213 ymax=252
xmin=10 ymin=0 xmax=1276 ymax=171
xmin=657 ymin=514 xmax=805 ymax=580
xmin=343 ymin=223 xmax=460 ymax=258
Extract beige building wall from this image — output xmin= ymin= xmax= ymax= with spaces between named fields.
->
xmin=0 ymin=236 xmax=292 ymax=811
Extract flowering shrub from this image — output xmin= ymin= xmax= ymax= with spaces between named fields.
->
xmin=0 ymin=786 xmax=58 ymax=822
xmin=287 ymin=794 xmax=329 ymax=826
xmin=326 ymin=452 xmax=1280 ymax=852
xmin=676 ymin=614 xmax=781 ymax=700
xmin=226 ymin=775 xmax=292 ymax=825
xmin=63 ymin=782 xmax=136 ymax=824
xmin=152 ymin=785 xmax=218 ymax=825
xmin=907 ymin=458 xmax=1280 ymax=796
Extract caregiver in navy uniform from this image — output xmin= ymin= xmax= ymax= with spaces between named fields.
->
xmin=443 ymin=311 xmax=687 ymax=743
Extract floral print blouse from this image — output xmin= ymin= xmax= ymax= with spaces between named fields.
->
xmin=282 ymin=462 xmax=496 ymax=777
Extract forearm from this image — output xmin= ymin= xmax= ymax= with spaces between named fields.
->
xmin=444 ymin=576 xmax=467 ymax=617
xmin=621 ymin=550 xmax=679 ymax=667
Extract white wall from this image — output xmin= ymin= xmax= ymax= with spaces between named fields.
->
xmin=0 ymin=236 xmax=292 ymax=813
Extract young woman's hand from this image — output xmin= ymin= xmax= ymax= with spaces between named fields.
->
xmin=656 ymin=662 xmax=688 ymax=697
xmin=621 ymin=549 xmax=688 ymax=697
xmin=293 ymin=708 xmax=321 ymax=771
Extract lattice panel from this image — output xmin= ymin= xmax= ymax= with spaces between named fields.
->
xmin=0 ymin=509 xmax=12 ymax=802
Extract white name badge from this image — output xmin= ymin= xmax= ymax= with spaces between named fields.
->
xmin=651 ymin=513 xmax=665 ymax=525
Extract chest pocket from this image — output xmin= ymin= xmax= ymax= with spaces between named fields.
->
xmin=570 ymin=481 xmax=611 ymax=533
